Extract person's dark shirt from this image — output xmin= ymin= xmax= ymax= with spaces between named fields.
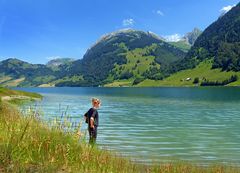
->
xmin=86 ymin=108 xmax=99 ymax=127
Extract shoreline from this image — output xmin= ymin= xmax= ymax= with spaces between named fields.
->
xmin=12 ymin=85 xmax=240 ymax=88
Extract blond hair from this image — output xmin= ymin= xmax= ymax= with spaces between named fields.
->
xmin=92 ymin=98 xmax=100 ymax=104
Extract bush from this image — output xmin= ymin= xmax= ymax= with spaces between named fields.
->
xmin=133 ymin=77 xmax=145 ymax=85
xmin=200 ymin=75 xmax=238 ymax=86
xmin=193 ymin=77 xmax=199 ymax=84
xmin=119 ymin=70 xmax=133 ymax=80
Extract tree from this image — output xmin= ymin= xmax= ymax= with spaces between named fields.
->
xmin=133 ymin=77 xmax=145 ymax=85
xmin=193 ymin=77 xmax=199 ymax=84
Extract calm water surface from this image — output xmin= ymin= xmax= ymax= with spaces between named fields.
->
xmin=16 ymin=87 xmax=240 ymax=165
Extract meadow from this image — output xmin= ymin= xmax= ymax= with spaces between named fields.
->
xmin=105 ymin=60 xmax=240 ymax=87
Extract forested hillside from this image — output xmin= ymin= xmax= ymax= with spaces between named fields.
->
xmin=168 ymin=3 xmax=240 ymax=74
xmin=56 ymin=29 xmax=186 ymax=86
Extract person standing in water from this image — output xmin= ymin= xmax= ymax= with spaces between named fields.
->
xmin=84 ymin=98 xmax=101 ymax=145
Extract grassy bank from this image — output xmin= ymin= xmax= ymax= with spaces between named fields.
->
xmin=0 ymin=87 xmax=42 ymax=105
xmin=0 ymin=89 xmax=240 ymax=172
xmin=0 ymin=87 xmax=42 ymax=98
xmin=0 ymin=101 xmax=143 ymax=172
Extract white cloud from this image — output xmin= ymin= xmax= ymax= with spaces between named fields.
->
xmin=156 ymin=10 xmax=164 ymax=16
xmin=122 ymin=18 xmax=135 ymax=27
xmin=220 ymin=4 xmax=236 ymax=15
xmin=46 ymin=56 xmax=62 ymax=60
xmin=152 ymin=10 xmax=164 ymax=16
xmin=164 ymin=34 xmax=183 ymax=42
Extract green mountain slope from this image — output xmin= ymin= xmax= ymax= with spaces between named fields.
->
xmin=0 ymin=30 xmax=186 ymax=87
xmin=170 ymin=3 xmax=240 ymax=73
xmin=56 ymin=29 xmax=186 ymax=87
xmin=137 ymin=60 xmax=240 ymax=87
xmin=168 ymin=41 xmax=191 ymax=53
xmin=0 ymin=58 xmax=80 ymax=87
xmin=0 ymin=58 xmax=57 ymax=87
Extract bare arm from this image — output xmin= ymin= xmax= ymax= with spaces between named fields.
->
xmin=90 ymin=109 xmax=96 ymax=129
xmin=90 ymin=117 xmax=95 ymax=129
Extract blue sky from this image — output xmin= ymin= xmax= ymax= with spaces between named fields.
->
xmin=0 ymin=0 xmax=239 ymax=64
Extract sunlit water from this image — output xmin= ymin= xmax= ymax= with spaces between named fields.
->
xmin=16 ymin=87 xmax=240 ymax=165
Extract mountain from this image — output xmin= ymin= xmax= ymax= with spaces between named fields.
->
xmin=183 ymin=28 xmax=202 ymax=45
xmin=0 ymin=58 xmax=53 ymax=78
xmin=0 ymin=29 xmax=187 ymax=87
xmin=0 ymin=58 xmax=58 ymax=87
xmin=168 ymin=3 xmax=240 ymax=74
xmin=167 ymin=28 xmax=202 ymax=52
xmin=2 ymin=6 xmax=240 ymax=88
xmin=46 ymin=58 xmax=75 ymax=68
xmin=56 ymin=29 xmax=186 ymax=86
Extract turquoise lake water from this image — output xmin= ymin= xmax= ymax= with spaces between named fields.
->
xmin=17 ymin=87 xmax=240 ymax=165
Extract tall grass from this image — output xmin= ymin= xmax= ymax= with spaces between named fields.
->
xmin=0 ymin=102 xmax=142 ymax=172
xmin=0 ymin=87 xmax=42 ymax=99
xmin=0 ymin=101 xmax=240 ymax=172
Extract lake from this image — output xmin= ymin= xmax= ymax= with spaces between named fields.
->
xmin=16 ymin=87 xmax=240 ymax=165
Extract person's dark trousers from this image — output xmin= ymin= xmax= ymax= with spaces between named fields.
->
xmin=88 ymin=127 xmax=97 ymax=146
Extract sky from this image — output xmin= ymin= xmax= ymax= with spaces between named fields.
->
xmin=0 ymin=0 xmax=239 ymax=64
